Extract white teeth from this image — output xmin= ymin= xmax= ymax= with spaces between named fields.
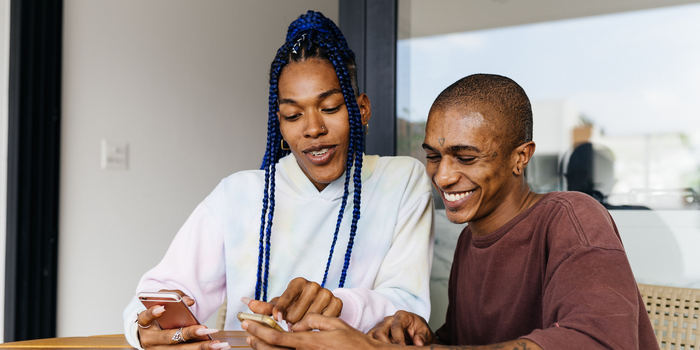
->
xmin=309 ymin=148 xmax=330 ymax=156
xmin=444 ymin=191 xmax=473 ymax=202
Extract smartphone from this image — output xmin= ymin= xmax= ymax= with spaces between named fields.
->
xmin=237 ymin=312 xmax=285 ymax=332
xmin=138 ymin=291 xmax=212 ymax=341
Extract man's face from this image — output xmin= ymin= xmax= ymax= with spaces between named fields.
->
xmin=423 ymin=107 xmax=515 ymax=224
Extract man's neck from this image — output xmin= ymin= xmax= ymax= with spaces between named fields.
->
xmin=469 ymin=182 xmax=543 ymax=237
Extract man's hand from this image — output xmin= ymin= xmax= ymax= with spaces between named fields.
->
xmin=242 ymin=313 xmax=386 ymax=350
xmin=137 ymin=289 xmax=228 ymax=349
xmin=367 ymin=310 xmax=437 ymax=346
xmin=243 ymin=277 xmax=343 ymax=324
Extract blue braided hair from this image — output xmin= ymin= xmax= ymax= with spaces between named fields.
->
xmin=255 ymin=11 xmax=364 ymax=301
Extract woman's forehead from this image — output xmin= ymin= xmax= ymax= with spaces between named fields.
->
xmin=278 ymin=59 xmax=341 ymax=98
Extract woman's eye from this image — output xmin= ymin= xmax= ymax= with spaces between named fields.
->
xmin=283 ymin=114 xmax=301 ymax=120
xmin=322 ymin=105 xmax=342 ymax=113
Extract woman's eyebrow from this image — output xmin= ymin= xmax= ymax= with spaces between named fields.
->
xmin=279 ymin=97 xmax=296 ymax=105
xmin=317 ymin=88 xmax=342 ymax=100
xmin=278 ymin=88 xmax=342 ymax=106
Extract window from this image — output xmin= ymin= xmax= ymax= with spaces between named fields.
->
xmin=396 ymin=2 xmax=700 ymax=210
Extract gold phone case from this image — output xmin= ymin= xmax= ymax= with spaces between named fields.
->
xmin=237 ymin=312 xmax=285 ymax=332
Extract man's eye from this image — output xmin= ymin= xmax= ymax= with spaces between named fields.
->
xmin=425 ymin=155 xmax=441 ymax=163
xmin=458 ymin=157 xmax=476 ymax=164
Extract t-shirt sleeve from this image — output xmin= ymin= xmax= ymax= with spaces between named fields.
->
xmin=522 ymin=194 xmax=646 ymax=349
xmin=521 ymin=246 xmax=644 ymax=349
xmin=122 ymin=184 xmax=227 ymax=348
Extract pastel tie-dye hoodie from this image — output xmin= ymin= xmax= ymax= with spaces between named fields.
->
xmin=123 ymin=154 xmax=434 ymax=348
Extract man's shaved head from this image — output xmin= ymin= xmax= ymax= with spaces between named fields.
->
xmin=431 ymin=74 xmax=533 ymax=153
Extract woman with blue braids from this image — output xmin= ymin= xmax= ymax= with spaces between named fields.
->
xmin=123 ymin=11 xmax=434 ymax=350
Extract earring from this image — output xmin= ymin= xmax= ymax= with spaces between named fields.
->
xmin=363 ymin=123 xmax=369 ymax=135
xmin=281 ymin=139 xmax=290 ymax=151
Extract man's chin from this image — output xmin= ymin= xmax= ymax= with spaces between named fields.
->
xmin=444 ymin=208 xmax=471 ymax=224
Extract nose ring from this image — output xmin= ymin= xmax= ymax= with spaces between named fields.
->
xmin=321 ymin=126 xmax=325 ymax=131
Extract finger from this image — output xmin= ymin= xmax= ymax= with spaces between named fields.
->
xmin=159 ymin=325 xmax=202 ymax=345
xmin=290 ymin=313 xmax=343 ymax=332
xmin=246 ymin=299 xmax=275 ymax=316
xmin=247 ymin=335 xmax=289 ymax=350
xmin=320 ymin=296 xmax=343 ymax=317
xmin=137 ymin=305 xmax=165 ymax=328
xmin=271 ymin=278 xmax=306 ymax=321
xmin=306 ymin=288 xmax=333 ymax=315
xmin=242 ymin=320 xmax=289 ymax=348
xmin=389 ymin=321 xmax=408 ymax=345
xmin=413 ymin=334 xmax=426 ymax=347
xmin=282 ymin=282 xmax=321 ymax=323
xmin=367 ymin=318 xmax=393 ymax=343
xmin=159 ymin=289 xmax=196 ymax=307
xmin=207 ymin=341 xmax=232 ymax=350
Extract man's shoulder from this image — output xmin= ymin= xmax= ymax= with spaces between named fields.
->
xmin=532 ymin=191 xmax=623 ymax=250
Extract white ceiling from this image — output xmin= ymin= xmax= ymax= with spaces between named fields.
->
xmin=398 ymin=0 xmax=700 ymax=39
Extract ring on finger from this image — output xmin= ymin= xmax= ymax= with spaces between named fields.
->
xmin=172 ymin=327 xmax=186 ymax=343
xmin=135 ymin=312 xmax=152 ymax=329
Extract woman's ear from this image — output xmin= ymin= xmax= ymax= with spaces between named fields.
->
xmin=356 ymin=93 xmax=372 ymax=125
xmin=512 ymin=141 xmax=536 ymax=176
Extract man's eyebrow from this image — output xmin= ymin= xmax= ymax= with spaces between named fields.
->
xmin=422 ymin=142 xmax=481 ymax=153
xmin=447 ymin=144 xmax=482 ymax=153
xmin=278 ymin=89 xmax=343 ymax=105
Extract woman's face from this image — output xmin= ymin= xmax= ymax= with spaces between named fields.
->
xmin=277 ymin=58 xmax=370 ymax=191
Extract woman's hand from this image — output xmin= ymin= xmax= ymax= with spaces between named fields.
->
xmin=244 ymin=277 xmax=343 ymax=324
xmin=367 ymin=310 xmax=437 ymax=346
xmin=242 ymin=313 xmax=385 ymax=350
xmin=137 ymin=289 xmax=229 ymax=349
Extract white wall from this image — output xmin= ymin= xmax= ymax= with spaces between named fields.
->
xmin=59 ymin=0 xmax=338 ymax=337
xmin=0 ymin=0 xmax=9 ymax=343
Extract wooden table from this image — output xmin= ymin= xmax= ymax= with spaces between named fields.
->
xmin=0 ymin=331 xmax=252 ymax=349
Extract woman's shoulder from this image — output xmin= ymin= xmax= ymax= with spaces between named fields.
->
xmin=367 ymin=155 xmax=431 ymax=195
xmin=213 ymin=168 xmax=266 ymax=194
xmin=373 ymin=155 xmax=427 ymax=174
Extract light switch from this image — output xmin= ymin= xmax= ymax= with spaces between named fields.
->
xmin=101 ymin=139 xmax=128 ymax=170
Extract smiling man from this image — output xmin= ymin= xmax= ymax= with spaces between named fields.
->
xmin=242 ymin=74 xmax=659 ymax=350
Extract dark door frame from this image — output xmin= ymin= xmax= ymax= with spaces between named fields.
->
xmin=339 ymin=0 xmax=397 ymax=156
xmin=4 ymin=0 xmax=63 ymax=342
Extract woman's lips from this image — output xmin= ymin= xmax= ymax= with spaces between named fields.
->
xmin=441 ymin=189 xmax=475 ymax=209
xmin=304 ymin=145 xmax=336 ymax=165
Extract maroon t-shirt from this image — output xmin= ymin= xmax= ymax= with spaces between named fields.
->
xmin=435 ymin=192 xmax=658 ymax=349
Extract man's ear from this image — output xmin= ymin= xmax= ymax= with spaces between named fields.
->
xmin=513 ymin=141 xmax=536 ymax=176
xmin=356 ymin=93 xmax=372 ymax=125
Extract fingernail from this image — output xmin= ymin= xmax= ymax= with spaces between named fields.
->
xmin=246 ymin=337 xmax=252 ymax=345
xmin=196 ymin=328 xmax=219 ymax=336
xmin=211 ymin=342 xmax=230 ymax=349
xmin=277 ymin=311 xmax=283 ymax=321
xmin=241 ymin=297 xmax=252 ymax=305
xmin=241 ymin=321 xmax=248 ymax=330
xmin=153 ymin=306 xmax=165 ymax=316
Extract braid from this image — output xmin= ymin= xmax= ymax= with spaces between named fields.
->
xmin=256 ymin=10 xmax=364 ymax=299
